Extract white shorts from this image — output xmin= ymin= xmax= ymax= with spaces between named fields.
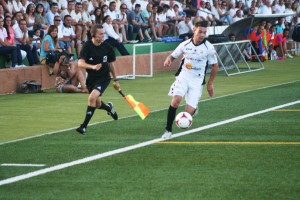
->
xmin=168 ymin=73 xmax=204 ymax=109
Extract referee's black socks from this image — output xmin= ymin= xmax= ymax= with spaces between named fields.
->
xmin=166 ymin=105 xmax=177 ymax=132
xmin=82 ymin=106 xmax=96 ymax=128
xmin=98 ymin=101 xmax=111 ymax=112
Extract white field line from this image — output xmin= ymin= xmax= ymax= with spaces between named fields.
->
xmin=0 ymin=100 xmax=299 ymax=186
xmin=1 ymin=80 xmax=299 ymax=146
xmin=1 ymin=164 xmax=46 ymax=167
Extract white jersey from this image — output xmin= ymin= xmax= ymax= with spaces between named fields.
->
xmin=171 ymin=39 xmax=217 ymax=78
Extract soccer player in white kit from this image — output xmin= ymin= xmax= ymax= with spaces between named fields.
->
xmin=162 ymin=21 xmax=219 ymax=139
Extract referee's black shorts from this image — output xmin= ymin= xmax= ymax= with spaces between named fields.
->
xmin=86 ymin=77 xmax=111 ymax=95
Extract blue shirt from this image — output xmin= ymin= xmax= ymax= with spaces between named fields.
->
xmin=40 ymin=35 xmax=55 ymax=59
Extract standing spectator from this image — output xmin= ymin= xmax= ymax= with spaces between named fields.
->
xmin=76 ymin=24 xmax=119 ymax=135
xmin=102 ymin=15 xmax=129 ymax=55
xmin=12 ymin=0 xmax=24 ymax=14
xmin=176 ymin=15 xmax=193 ymax=40
xmin=161 ymin=21 xmax=219 ymax=139
xmin=45 ymin=2 xmax=60 ymax=25
xmin=0 ymin=16 xmax=23 ymax=68
xmin=14 ymin=19 xmax=39 ymax=66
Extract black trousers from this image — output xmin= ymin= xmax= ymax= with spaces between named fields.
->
xmin=106 ymin=37 xmax=129 ymax=56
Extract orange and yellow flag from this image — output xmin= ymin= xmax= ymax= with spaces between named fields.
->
xmin=124 ymin=95 xmax=150 ymax=120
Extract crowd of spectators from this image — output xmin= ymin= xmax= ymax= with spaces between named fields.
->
xmin=0 ymin=0 xmax=300 ymax=68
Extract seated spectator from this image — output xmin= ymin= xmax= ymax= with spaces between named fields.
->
xmin=45 ymin=2 xmax=60 ymax=25
xmin=258 ymin=0 xmax=272 ymax=15
xmin=232 ymin=9 xmax=243 ymax=23
xmin=70 ymin=2 xmax=86 ymax=54
xmin=53 ymin=53 xmax=88 ymax=93
xmin=115 ymin=3 xmax=129 ymax=43
xmin=31 ymin=28 xmax=42 ymax=52
xmin=176 ymin=15 xmax=193 ymax=40
xmin=40 ymin=25 xmax=64 ymax=73
xmin=152 ymin=4 xmax=166 ymax=38
xmin=14 ymin=19 xmax=39 ymax=66
xmin=82 ymin=0 xmax=93 ymax=40
xmin=141 ymin=3 xmax=161 ymax=41
xmin=159 ymin=4 xmax=172 ymax=36
xmin=34 ymin=3 xmax=49 ymax=34
xmin=24 ymin=3 xmax=36 ymax=37
xmin=211 ymin=0 xmax=227 ymax=25
xmin=0 ymin=16 xmax=23 ymax=68
xmin=102 ymin=15 xmax=129 ymax=56
xmin=197 ymin=0 xmax=214 ymax=26
xmin=91 ymin=7 xmax=103 ymax=25
xmin=128 ymin=3 xmax=152 ymax=42
xmin=218 ymin=1 xmax=232 ymax=25
xmin=59 ymin=15 xmax=78 ymax=58
xmin=3 ymin=15 xmax=25 ymax=65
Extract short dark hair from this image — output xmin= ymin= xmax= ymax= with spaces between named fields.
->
xmin=135 ymin=4 xmax=141 ymax=8
xmin=195 ymin=21 xmax=208 ymax=28
xmin=90 ymin=24 xmax=103 ymax=38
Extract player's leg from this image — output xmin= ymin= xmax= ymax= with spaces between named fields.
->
xmin=76 ymin=89 xmax=100 ymax=134
xmin=162 ymin=77 xmax=187 ymax=139
xmin=185 ymin=83 xmax=204 ymax=117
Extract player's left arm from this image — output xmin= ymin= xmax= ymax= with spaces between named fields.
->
xmin=207 ymin=63 xmax=219 ymax=97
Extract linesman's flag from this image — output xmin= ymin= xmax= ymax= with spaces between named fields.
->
xmin=113 ymin=82 xmax=150 ymax=120
xmin=125 ymin=95 xmax=150 ymax=120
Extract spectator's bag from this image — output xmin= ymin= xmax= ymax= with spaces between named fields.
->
xmin=292 ymin=23 xmax=300 ymax=42
xmin=19 ymin=80 xmax=43 ymax=93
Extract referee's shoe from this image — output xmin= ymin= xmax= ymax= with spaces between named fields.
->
xmin=107 ymin=102 xmax=118 ymax=120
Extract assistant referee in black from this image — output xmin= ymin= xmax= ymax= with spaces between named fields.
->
xmin=76 ymin=24 xmax=120 ymax=135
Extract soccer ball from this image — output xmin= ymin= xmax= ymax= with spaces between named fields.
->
xmin=175 ymin=112 xmax=193 ymax=129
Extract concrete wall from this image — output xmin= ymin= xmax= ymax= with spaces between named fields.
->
xmin=0 ymin=51 xmax=181 ymax=94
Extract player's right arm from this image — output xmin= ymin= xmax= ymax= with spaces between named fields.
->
xmin=164 ymin=42 xmax=184 ymax=67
